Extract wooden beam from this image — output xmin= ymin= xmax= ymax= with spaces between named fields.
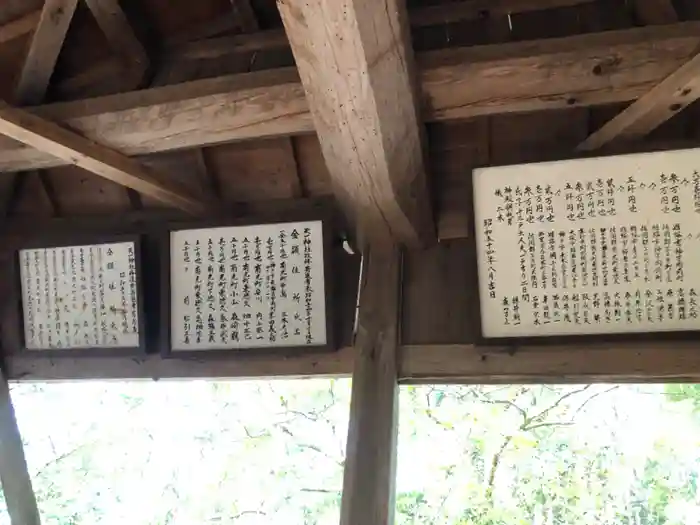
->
xmin=164 ymin=0 xmax=597 ymax=61
xmin=410 ymin=0 xmax=594 ymax=28
xmin=14 ymin=0 xmax=79 ymax=106
xmin=230 ymin=0 xmax=258 ymax=31
xmin=8 ymin=341 xmax=700 ymax=383
xmin=0 ymin=371 xmax=41 ymax=525
xmin=83 ymin=0 xmax=149 ymax=84
xmin=1 ymin=23 xmax=700 ymax=173
xmin=9 ymin=0 xmax=77 ymax=222
xmin=0 ymin=101 xmax=207 ymax=214
xmin=578 ymin=51 xmax=700 ymax=151
xmin=633 ymin=0 xmax=678 ymax=25
xmin=0 ymin=10 xmax=41 ymax=46
xmin=278 ymin=0 xmax=434 ymax=246
xmin=5 ymin=346 xmax=355 ymax=381
xmin=400 ymin=342 xmax=700 ymax=383
xmin=340 ymin=242 xmax=401 ymax=525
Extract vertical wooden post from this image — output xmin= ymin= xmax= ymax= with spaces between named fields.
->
xmin=0 ymin=370 xmax=40 ymax=525
xmin=340 ymin=242 xmax=401 ymax=525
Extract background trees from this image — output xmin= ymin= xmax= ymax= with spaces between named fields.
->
xmin=2 ymin=381 xmax=699 ymax=524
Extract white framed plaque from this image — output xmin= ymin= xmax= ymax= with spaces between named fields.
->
xmin=473 ymin=148 xmax=700 ymax=339
xmin=17 ymin=238 xmax=144 ymax=352
xmin=166 ymin=220 xmax=331 ymax=352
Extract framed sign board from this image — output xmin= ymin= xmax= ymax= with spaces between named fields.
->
xmin=163 ymin=218 xmax=333 ymax=354
xmin=473 ymin=148 xmax=700 ymax=340
xmin=15 ymin=236 xmax=145 ymax=354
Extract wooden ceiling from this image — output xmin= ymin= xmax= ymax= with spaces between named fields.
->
xmin=0 ymin=0 xmax=699 ymax=245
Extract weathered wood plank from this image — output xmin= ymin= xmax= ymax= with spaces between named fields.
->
xmin=9 ymin=341 xmax=700 ymax=383
xmin=278 ymin=0 xmax=434 ymax=246
xmin=411 ymin=0 xmax=594 ymax=28
xmin=0 ymin=10 xmax=41 ymax=46
xmin=400 ymin=342 xmax=700 ymax=383
xmin=0 ymin=23 xmax=699 ymax=173
xmin=402 ymin=239 xmax=477 ymax=344
xmin=578 ymin=51 xmax=700 ymax=151
xmin=0 ymin=371 xmax=41 ymax=525
xmin=0 ymin=101 xmax=207 ymax=214
xmin=634 ymin=0 xmax=678 ymax=24
xmin=84 ymin=0 xmax=149 ymax=80
xmin=340 ymin=242 xmax=401 ymax=525
xmin=14 ymin=0 xmax=78 ymax=106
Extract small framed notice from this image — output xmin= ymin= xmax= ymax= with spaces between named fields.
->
xmin=15 ymin=236 xmax=145 ymax=353
xmin=473 ymin=148 xmax=700 ymax=340
xmin=163 ymin=218 xmax=333 ymax=354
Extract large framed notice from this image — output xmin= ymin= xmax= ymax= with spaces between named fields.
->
xmin=14 ymin=235 xmax=145 ymax=354
xmin=473 ymin=148 xmax=700 ymax=341
xmin=162 ymin=217 xmax=333 ymax=354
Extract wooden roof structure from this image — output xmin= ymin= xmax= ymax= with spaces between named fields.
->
xmin=3 ymin=1 xmax=700 ymax=524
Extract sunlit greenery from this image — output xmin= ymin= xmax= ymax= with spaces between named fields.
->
xmin=2 ymin=381 xmax=700 ymax=524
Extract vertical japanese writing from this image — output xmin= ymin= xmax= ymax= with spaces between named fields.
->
xmin=242 ymin=237 xmax=252 ymax=341
xmin=579 ymin=229 xmax=589 ymax=287
xmin=182 ymin=240 xmax=192 ymax=345
xmin=218 ymin=237 xmax=228 ymax=345
xmin=207 ymin=238 xmax=216 ymax=344
xmin=194 ymin=240 xmax=204 ymax=344
xmin=266 ymin=236 xmax=277 ymax=343
xmin=303 ymin=227 xmax=313 ymax=344
xmin=484 ymin=219 xmax=497 ymax=299
xmin=528 ymin=232 xmax=537 ymax=290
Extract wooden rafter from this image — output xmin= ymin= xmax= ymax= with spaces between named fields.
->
xmin=0 ymin=371 xmax=41 ymax=525
xmin=15 ymin=0 xmax=79 ymax=106
xmin=1 ymin=22 xmax=700 ymax=173
xmin=633 ymin=0 xmax=678 ymax=24
xmin=278 ymin=0 xmax=434 ymax=246
xmin=7 ymin=0 xmax=79 ymax=218
xmin=83 ymin=0 xmax=149 ymax=86
xmin=0 ymin=9 xmax=41 ymax=46
xmin=410 ymin=0 xmax=594 ymax=27
xmin=0 ymin=101 xmax=207 ymax=214
xmin=57 ymin=0 xmax=598 ymax=102
xmin=578 ymin=50 xmax=700 ymax=151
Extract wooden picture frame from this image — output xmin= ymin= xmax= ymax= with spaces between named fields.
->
xmin=6 ymin=233 xmax=147 ymax=357
xmin=158 ymin=206 xmax=336 ymax=358
xmin=469 ymin=148 xmax=700 ymax=347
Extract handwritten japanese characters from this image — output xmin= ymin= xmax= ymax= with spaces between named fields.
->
xmin=19 ymin=242 xmax=140 ymax=350
xmin=170 ymin=221 xmax=327 ymax=351
xmin=474 ymin=148 xmax=700 ymax=338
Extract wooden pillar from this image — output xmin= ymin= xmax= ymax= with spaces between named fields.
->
xmin=0 ymin=370 xmax=40 ymax=525
xmin=340 ymin=242 xmax=401 ymax=525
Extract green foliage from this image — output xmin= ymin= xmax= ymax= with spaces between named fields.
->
xmin=1 ymin=382 xmax=699 ymax=524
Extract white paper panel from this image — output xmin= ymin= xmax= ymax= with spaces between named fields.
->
xmin=19 ymin=242 xmax=140 ymax=349
xmin=473 ymin=148 xmax=700 ymax=338
xmin=170 ymin=221 xmax=327 ymax=351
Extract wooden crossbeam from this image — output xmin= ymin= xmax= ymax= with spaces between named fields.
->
xmin=9 ymin=0 xmax=79 ymax=219
xmin=278 ymin=0 xmax=434 ymax=246
xmin=0 ymin=101 xmax=207 ymax=214
xmin=0 ymin=10 xmax=41 ymax=46
xmin=15 ymin=0 xmax=79 ymax=106
xmin=340 ymin=242 xmax=401 ymax=525
xmin=578 ymin=51 xmax=700 ymax=151
xmin=8 ymin=340 xmax=700 ymax=382
xmin=0 ymin=371 xmax=41 ymax=525
xmin=168 ymin=0 xmax=597 ymax=57
xmin=1 ymin=23 xmax=700 ymax=173
xmin=410 ymin=0 xmax=594 ymax=27
xmin=633 ymin=0 xmax=678 ymax=25
xmin=84 ymin=0 xmax=149 ymax=83
xmin=57 ymin=0 xmax=596 ymax=99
